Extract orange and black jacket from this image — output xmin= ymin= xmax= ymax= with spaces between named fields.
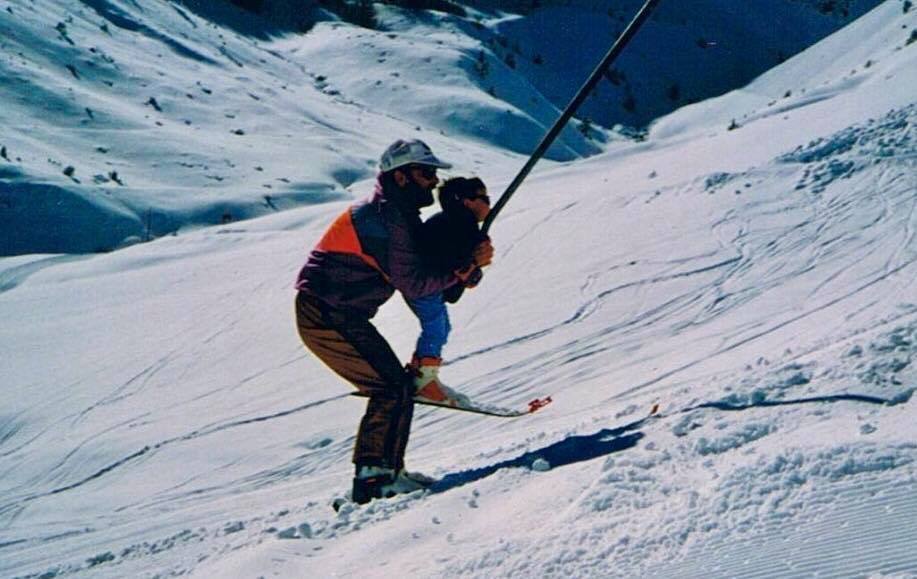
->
xmin=296 ymin=178 xmax=460 ymax=319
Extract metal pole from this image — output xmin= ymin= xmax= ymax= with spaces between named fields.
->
xmin=482 ymin=0 xmax=662 ymax=236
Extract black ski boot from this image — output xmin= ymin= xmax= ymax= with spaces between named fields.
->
xmin=351 ymin=469 xmax=396 ymax=505
xmin=351 ymin=465 xmax=433 ymax=505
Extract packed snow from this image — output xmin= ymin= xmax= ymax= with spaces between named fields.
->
xmin=1 ymin=1 xmax=916 ymax=578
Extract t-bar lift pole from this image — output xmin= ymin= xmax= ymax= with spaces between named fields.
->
xmin=481 ymin=0 xmax=662 ymax=236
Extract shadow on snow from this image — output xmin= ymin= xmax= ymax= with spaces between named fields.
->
xmin=430 ymin=418 xmax=648 ymax=494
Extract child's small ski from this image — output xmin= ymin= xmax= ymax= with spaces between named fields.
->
xmin=350 ymin=392 xmax=552 ymax=417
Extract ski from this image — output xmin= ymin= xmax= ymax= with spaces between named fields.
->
xmin=349 ymin=392 xmax=552 ymax=418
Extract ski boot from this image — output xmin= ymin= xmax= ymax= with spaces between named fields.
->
xmin=351 ymin=465 xmax=433 ymax=505
xmin=409 ymin=356 xmax=472 ymax=408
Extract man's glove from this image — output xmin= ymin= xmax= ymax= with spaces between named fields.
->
xmin=450 ymin=265 xmax=484 ymax=304
xmin=450 ymin=238 xmax=492 ymax=303
xmin=454 ymin=263 xmax=477 ymax=284
xmin=464 ymin=267 xmax=483 ymax=288
xmin=443 ymin=284 xmax=465 ymax=304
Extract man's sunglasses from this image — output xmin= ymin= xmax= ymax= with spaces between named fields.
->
xmin=407 ymin=165 xmax=438 ymax=179
xmin=466 ymin=194 xmax=490 ymax=204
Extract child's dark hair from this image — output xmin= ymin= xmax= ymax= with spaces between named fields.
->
xmin=438 ymin=177 xmax=486 ymax=213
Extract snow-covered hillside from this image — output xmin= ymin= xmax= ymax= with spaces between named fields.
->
xmin=1 ymin=1 xmax=916 ymax=578
xmin=1 ymin=0 xmax=881 ymax=256
xmin=0 ymin=0 xmax=600 ymax=255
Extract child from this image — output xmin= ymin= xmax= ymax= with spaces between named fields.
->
xmin=406 ymin=177 xmax=492 ymax=406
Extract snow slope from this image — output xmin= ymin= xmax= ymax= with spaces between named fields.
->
xmin=1 ymin=1 xmax=916 ymax=578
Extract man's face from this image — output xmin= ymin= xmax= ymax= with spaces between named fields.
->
xmin=397 ymin=164 xmax=439 ymax=208
xmin=407 ymin=165 xmax=439 ymax=188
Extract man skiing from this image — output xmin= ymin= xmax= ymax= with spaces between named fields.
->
xmin=294 ymin=139 xmax=494 ymax=504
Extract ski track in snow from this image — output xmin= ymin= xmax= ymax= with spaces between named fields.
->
xmin=658 ymin=477 xmax=917 ymax=578
xmin=0 ymin=392 xmax=351 ymax=514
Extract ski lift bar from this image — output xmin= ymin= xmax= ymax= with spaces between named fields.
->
xmin=482 ymin=0 xmax=663 ymax=236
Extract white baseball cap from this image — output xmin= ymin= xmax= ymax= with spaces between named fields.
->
xmin=379 ymin=139 xmax=453 ymax=172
